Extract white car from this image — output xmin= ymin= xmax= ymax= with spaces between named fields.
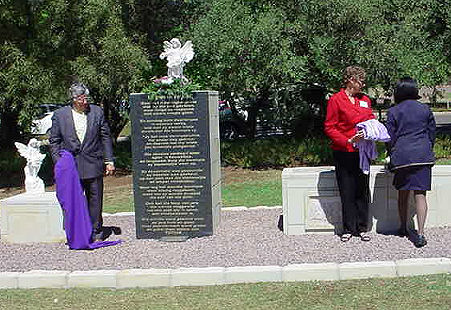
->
xmin=31 ymin=104 xmax=64 ymax=135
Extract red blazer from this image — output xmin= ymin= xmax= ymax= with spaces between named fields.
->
xmin=324 ymin=89 xmax=375 ymax=152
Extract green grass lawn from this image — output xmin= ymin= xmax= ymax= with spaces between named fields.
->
xmin=221 ymin=178 xmax=282 ymax=207
xmin=103 ymin=195 xmax=134 ymax=214
xmin=102 ymin=178 xmax=282 ymax=213
xmin=119 ymin=121 xmax=131 ymax=137
xmin=102 ymin=169 xmax=283 ymax=213
xmin=436 ymin=158 xmax=451 ymax=165
xmin=0 ymin=274 xmax=449 ymax=310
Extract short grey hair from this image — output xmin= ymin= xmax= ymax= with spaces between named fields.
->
xmin=343 ymin=66 xmax=366 ymax=85
xmin=69 ymin=82 xmax=90 ymax=99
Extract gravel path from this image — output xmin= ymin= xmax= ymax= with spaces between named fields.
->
xmin=1 ymin=209 xmax=450 ymax=272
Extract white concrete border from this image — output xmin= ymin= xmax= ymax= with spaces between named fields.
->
xmin=0 ymin=257 xmax=448 ymax=289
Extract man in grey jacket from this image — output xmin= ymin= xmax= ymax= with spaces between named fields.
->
xmin=49 ymin=82 xmax=115 ymax=241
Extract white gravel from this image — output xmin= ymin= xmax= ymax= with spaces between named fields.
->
xmin=0 ymin=209 xmax=450 ymax=272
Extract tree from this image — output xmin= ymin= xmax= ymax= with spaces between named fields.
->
xmin=68 ymin=0 xmax=151 ymax=140
xmin=0 ymin=1 xmax=63 ymax=147
xmin=122 ymin=0 xmax=205 ymax=77
xmin=286 ymin=0 xmax=451 ymax=91
xmin=188 ymin=0 xmax=451 ymax=138
xmin=188 ymin=0 xmax=307 ymax=137
xmin=0 ymin=0 xmax=151 ymax=143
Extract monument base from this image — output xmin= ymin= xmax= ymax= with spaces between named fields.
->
xmin=282 ymin=165 xmax=451 ymax=235
xmin=0 ymin=192 xmax=66 ymax=243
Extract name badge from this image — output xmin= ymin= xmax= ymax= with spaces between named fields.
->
xmin=359 ymin=100 xmax=368 ymax=108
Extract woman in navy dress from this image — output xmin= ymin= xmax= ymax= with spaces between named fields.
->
xmin=386 ymin=77 xmax=436 ymax=247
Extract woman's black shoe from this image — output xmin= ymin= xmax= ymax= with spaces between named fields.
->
xmin=414 ymin=234 xmax=427 ymax=248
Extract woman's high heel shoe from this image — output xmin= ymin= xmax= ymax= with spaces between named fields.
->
xmin=414 ymin=234 xmax=427 ymax=248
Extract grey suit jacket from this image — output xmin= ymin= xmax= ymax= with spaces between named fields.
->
xmin=49 ymin=105 xmax=114 ymax=179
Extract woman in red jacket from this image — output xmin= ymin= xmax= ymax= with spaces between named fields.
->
xmin=324 ymin=66 xmax=375 ymax=242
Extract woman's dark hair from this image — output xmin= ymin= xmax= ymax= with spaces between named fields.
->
xmin=394 ymin=77 xmax=421 ymax=104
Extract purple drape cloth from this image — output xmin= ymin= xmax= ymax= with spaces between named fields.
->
xmin=55 ymin=150 xmax=121 ymax=250
xmin=355 ymin=119 xmax=391 ymax=174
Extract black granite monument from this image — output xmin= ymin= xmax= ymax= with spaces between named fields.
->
xmin=130 ymin=91 xmax=221 ymax=241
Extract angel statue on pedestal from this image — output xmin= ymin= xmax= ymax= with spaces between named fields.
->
xmin=15 ymin=138 xmax=46 ymax=193
xmin=159 ymin=38 xmax=194 ymax=84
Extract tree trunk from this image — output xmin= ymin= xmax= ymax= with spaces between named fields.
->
xmin=102 ymin=98 xmax=128 ymax=143
xmin=246 ymin=87 xmax=271 ymax=138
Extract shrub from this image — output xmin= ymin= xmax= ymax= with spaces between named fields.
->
xmin=434 ymin=134 xmax=451 ymax=159
xmin=114 ymin=139 xmax=132 ymax=170
xmin=220 ymin=136 xmax=335 ymax=168
xmin=0 ymin=149 xmax=25 ymax=187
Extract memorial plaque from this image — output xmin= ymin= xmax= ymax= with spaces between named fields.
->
xmin=306 ymin=195 xmax=342 ymax=231
xmin=130 ymin=91 xmax=221 ymax=240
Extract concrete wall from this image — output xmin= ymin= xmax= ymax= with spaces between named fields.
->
xmin=282 ymin=165 xmax=451 ymax=235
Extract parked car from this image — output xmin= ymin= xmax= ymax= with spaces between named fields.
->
xmin=218 ymin=100 xmax=248 ymax=140
xmin=31 ymin=104 xmax=65 ymax=135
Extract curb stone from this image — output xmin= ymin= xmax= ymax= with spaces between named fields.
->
xmin=395 ymin=257 xmax=451 ymax=276
xmin=282 ymin=263 xmax=339 ymax=281
xmin=172 ymin=267 xmax=225 ymax=286
xmin=68 ymin=270 xmax=118 ymax=288
xmin=225 ymin=265 xmax=282 ymax=284
xmin=339 ymin=261 xmax=397 ymax=280
xmin=0 ymin=258 xmax=449 ymax=289
xmin=116 ymin=269 xmax=171 ymax=288
xmin=0 ymin=272 xmax=19 ymax=289
xmin=18 ymin=270 xmax=69 ymax=288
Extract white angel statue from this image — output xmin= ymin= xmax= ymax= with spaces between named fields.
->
xmin=159 ymin=38 xmax=194 ymax=83
xmin=15 ymin=138 xmax=46 ymax=193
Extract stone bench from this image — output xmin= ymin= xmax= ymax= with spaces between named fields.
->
xmin=0 ymin=192 xmax=65 ymax=243
xmin=282 ymin=165 xmax=451 ymax=235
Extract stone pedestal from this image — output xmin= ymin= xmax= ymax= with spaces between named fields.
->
xmin=0 ymin=192 xmax=65 ymax=243
xmin=282 ymin=165 xmax=451 ymax=235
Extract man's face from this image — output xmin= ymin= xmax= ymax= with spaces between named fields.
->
xmin=73 ymin=94 xmax=89 ymax=112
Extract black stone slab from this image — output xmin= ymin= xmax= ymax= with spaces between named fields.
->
xmin=130 ymin=92 xmax=215 ymax=240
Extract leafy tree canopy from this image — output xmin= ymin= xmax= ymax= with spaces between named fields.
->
xmin=187 ymin=0 xmax=450 ymax=136
xmin=0 ymin=0 xmax=151 ymax=144
xmin=0 ymin=0 xmax=450 ymax=143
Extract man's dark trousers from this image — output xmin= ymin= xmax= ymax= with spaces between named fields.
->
xmin=81 ymin=176 xmax=104 ymax=234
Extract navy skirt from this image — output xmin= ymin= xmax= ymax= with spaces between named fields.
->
xmin=393 ymin=165 xmax=432 ymax=191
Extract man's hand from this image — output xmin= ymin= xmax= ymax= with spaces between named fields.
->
xmin=105 ymin=163 xmax=115 ymax=176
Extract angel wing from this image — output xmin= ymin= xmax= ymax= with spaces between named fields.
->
xmin=180 ymin=41 xmax=194 ymax=63
xmin=15 ymin=142 xmax=31 ymax=160
xmin=159 ymin=41 xmax=173 ymax=60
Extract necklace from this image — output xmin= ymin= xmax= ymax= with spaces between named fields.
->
xmin=345 ymin=90 xmax=354 ymax=97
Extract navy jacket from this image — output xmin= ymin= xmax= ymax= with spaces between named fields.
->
xmin=49 ymin=105 xmax=114 ymax=179
xmin=386 ymin=100 xmax=435 ymax=170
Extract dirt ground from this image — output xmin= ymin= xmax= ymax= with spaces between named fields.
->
xmin=0 ymin=167 xmax=282 ymax=200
